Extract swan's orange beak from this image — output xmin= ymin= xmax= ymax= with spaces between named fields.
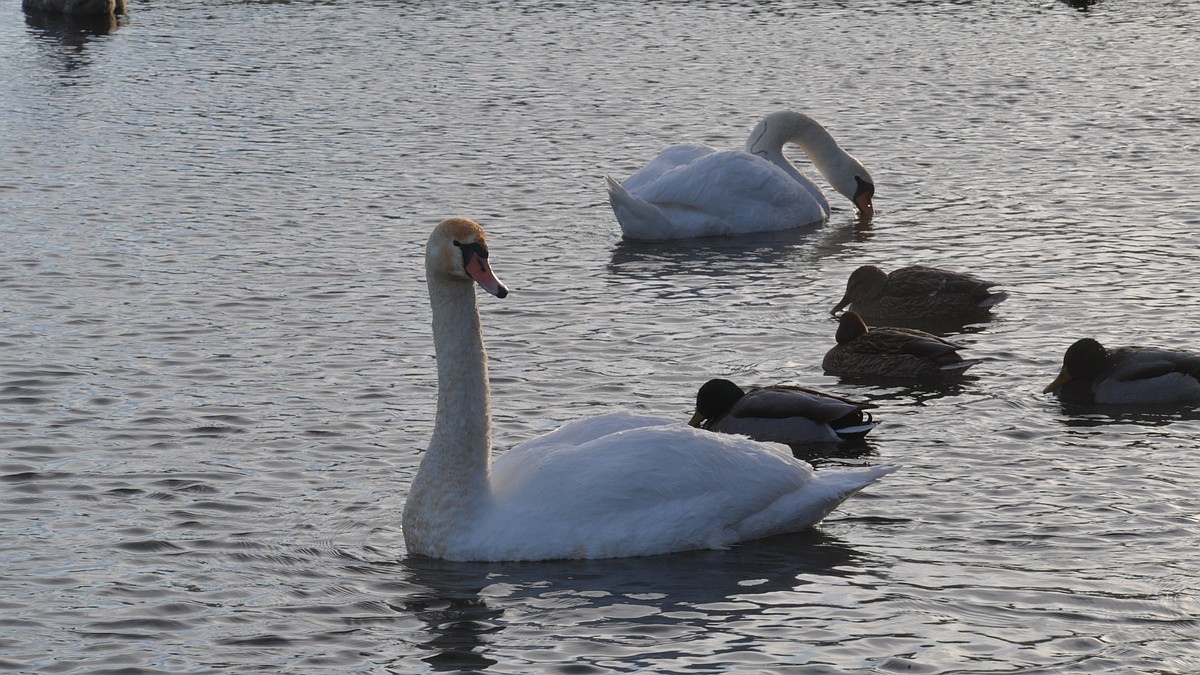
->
xmin=855 ymin=193 xmax=874 ymax=220
xmin=466 ymin=253 xmax=509 ymax=298
xmin=853 ymin=176 xmax=875 ymax=221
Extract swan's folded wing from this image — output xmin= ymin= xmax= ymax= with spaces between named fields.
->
xmin=621 ymin=143 xmax=717 ymax=194
xmin=482 ymin=416 xmax=894 ymax=559
xmin=633 ymin=151 xmax=807 ymax=213
xmin=492 ymin=420 xmax=803 ymax=523
xmin=491 ymin=411 xmax=675 ymax=495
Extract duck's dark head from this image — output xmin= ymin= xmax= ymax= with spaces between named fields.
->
xmin=689 ymin=378 xmax=747 ymax=428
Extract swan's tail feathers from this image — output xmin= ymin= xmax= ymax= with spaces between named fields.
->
xmin=737 ymin=463 xmax=898 ymax=539
xmin=822 ymin=462 xmax=899 ymax=496
xmin=603 ymin=174 xmax=623 ymax=197
xmin=604 ymin=175 xmax=667 ymax=240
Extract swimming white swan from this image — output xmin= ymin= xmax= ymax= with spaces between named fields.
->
xmin=605 ymin=111 xmax=875 ymax=241
xmin=403 ymin=217 xmax=896 ymax=561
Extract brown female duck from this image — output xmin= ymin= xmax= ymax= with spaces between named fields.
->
xmin=823 ymin=311 xmax=979 ymax=379
xmin=832 ymin=264 xmax=1007 ymax=323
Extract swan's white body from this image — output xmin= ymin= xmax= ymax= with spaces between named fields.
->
xmin=606 ymin=111 xmax=875 ymax=241
xmin=403 ymin=218 xmax=895 ymax=562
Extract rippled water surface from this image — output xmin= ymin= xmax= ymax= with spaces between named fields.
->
xmin=4 ymin=1 xmax=1200 ymax=672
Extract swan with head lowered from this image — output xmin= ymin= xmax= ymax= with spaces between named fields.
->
xmin=403 ymin=218 xmax=896 ymax=561
xmin=605 ymin=111 xmax=875 ymax=241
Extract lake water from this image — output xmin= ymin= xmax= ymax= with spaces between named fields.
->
xmin=3 ymin=0 xmax=1200 ymax=672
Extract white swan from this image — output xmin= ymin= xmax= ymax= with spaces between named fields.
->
xmin=605 ymin=111 xmax=875 ymax=241
xmin=403 ymin=217 xmax=896 ymax=561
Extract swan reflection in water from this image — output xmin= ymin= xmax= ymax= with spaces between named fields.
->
xmin=396 ymin=529 xmax=875 ymax=671
xmin=607 ymin=218 xmax=871 ymax=290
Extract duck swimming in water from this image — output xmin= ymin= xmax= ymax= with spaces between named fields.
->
xmin=1044 ymin=338 xmax=1200 ymax=405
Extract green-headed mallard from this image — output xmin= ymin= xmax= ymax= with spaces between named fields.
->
xmin=1044 ymin=338 xmax=1200 ymax=405
xmin=688 ymin=378 xmax=877 ymax=445
xmin=822 ymin=311 xmax=979 ymax=379
xmin=832 ymin=264 xmax=1007 ymax=323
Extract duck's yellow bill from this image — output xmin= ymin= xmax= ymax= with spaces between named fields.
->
xmin=1043 ymin=369 xmax=1071 ymax=394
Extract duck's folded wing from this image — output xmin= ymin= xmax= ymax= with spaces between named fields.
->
xmin=892 ymin=266 xmax=993 ymax=297
xmin=859 ymin=328 xmax=963 ymax=358
xmin=1109 ymin=348 xmax=1200 ymax=381
xmin=732 ymin=387 xmax=861 ymax=424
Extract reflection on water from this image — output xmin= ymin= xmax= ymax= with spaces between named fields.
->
xmin=608 ymin=218 xmax=870 ymax=282
xmin=21 ymin=9 xmax=122 ymax=80
xmin=834 ymin=378 xmax=980 ymax=410
xmin=1056 ymin=403 xmax=1200 ymax=429
xmin=402 ymin=530 xmax=863 ymax=671
xmin=607 ymin=225 xmax=825 ymax=278
xmin=791 ymin=436 xmax=879 ymax=465
xmin=24 ymin=8 xmax=121 ymax=49
xmin=401 ymin=558 xmax=504 ymax=672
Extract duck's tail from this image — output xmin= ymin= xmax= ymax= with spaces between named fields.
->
xmin=978 ymin=290 xmax=1009 ymax=309
xmin=941 ymin=359 xmax=982 ymax=373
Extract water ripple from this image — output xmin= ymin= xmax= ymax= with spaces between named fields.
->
xmin=3 ymin=0 xmax=1200 ymax=672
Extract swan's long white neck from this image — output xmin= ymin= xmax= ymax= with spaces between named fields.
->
xmin=403 ymin=270 xmax=493 ymax=549
xmin=744 ymin=111 xmax=866 ymax=208
xmin=429 ymin=276 xmax=493 ymax=479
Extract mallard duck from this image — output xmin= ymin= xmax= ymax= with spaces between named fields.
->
xmin=405 ymin=218 xmax=896 ymax=561
xmin=832 ymin=264 xmax=1007 ymax=323
xmin=822 ymin=311 xmax=980 ymax=379
xmin=605 ymin=111 xmax=874 ymax=240
xmin=1044 ymin=338 xmax=1200 ymax=405
xmin=689 ymin=378 xmax=877 ymax=445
